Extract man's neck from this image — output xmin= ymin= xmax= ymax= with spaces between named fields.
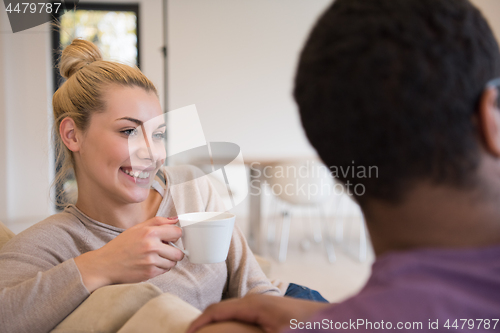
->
xmin=362 ymin=163 xmax=500 ymax=256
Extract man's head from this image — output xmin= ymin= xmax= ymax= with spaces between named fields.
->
xmin=294 ymin=0 xmax=500 ymax=205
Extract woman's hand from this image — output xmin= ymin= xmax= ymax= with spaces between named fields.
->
xmin=75 ymin=216 xmax=184 ymax=292
xmin=187 ymin=294 xmax=330 ymax=333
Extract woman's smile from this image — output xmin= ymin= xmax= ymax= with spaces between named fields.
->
xmin=119 ymin=164 xmax=160 ymax=187
xmin=121 ymin=167 xmax=151 ymax=180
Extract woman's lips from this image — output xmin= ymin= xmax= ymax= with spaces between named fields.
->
xmin=120 ymin=167 xmax=153 ymax=185
xmin=121 ymin=167 xmax=151 ymax=179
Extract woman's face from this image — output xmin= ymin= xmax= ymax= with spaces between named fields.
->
xmin=76 ymin=85 xmax=166 ymax=204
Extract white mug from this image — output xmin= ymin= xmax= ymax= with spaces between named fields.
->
xmin=170 ymin=212 xmax=236 ymax=264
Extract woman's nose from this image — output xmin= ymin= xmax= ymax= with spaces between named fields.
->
xmin=132 ymin=135 xmax=166 ymax=163
xmin=128 ymin=135 xmax=155 ymax=167
xmin=151 ymin=143 xmax=167 ymax=163
xmin=135 ymin=142 xmax=153 ymax=160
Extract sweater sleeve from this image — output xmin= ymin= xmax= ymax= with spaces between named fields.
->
xmin=0 ymin=221 xmax=90 ymax=333
xmin=223 ymin=225 xmax=281 ymax=299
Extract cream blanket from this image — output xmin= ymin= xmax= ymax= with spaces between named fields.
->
xmin=52 ymin=283 xmax=201 ymax=333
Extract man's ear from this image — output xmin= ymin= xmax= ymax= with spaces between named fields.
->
xmin=477 ymin=87 xmax=500 ymax=157
xmin=59 ymin=117 xmax=81 ymax=152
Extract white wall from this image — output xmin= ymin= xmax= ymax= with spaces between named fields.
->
xmin=471 ymin=0 xmax=500 ymax=42
xmin=167 ymin=0 xmax=331 ymax=162
xmin=0 ymin=0 xmax=164 ymax=231
xmin=0 ymin=14 xmax=53 ymax=227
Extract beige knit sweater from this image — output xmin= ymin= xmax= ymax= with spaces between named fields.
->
xmin=0 ymin=165 xmax=279 ymax=333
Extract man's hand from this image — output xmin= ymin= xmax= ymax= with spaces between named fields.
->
xmin=187 ymin=294 xmax=330 ymax=333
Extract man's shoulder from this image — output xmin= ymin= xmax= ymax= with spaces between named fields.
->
xmin=309 ymin=247 xmax=500 ymax=330
xmin=307 ymin=287 xmax=447 ymax=331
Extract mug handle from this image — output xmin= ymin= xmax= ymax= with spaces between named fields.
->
xmin=168 ymin=241 xmax=189 ymax=256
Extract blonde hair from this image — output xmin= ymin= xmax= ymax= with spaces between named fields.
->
xmin=52 ymin=38 xmax=157 ymax=202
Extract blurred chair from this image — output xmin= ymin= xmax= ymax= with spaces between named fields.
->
xmin=329 ymin=194 xmax=368 ymax=262
xmin=265 ymin=159 xmax=336 ymax=263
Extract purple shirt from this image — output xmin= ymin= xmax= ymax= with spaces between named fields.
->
xmin=285 ymin=246 xmax=500 ymax=332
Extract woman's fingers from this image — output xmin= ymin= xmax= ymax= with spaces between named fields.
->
xmin=152 ymin=256 xmax=178 ymax=271
xmin=145 ymin=216 xmax=178 ymax=226
xmin=157 ymin=242 xmax=185 ymax=262
xmin=147 ymin=216 xmax=182 ymax=242
xmin=142 ymin=244 xmax=183 ymax=275
xmin=153 ymin=224 xmax=182 ymax=242
xmin=139 ymin=218 xmax=182 ymax=242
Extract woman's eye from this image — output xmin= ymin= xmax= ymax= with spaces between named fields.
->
xmin=153 ymin=131 xmax=166 ymax=140
xmin=122 ymin=128 xmax=138 ymax=137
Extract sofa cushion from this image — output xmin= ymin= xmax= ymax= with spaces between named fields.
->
xmin=51 ymin=283 xmax=163 ymax=333
xmin=118 ymin=292 xmax=201 ymax=333
xmin=0 ymin=221 xmax=15 ymax=250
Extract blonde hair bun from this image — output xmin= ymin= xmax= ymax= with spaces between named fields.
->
xmin=59 ymin=39 xmax=103 ymax=79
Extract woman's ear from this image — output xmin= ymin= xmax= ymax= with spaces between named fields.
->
xmin=59 ymin=117 xmax=81 ymax=152
xmin=477 ymin=87 xmax=500 ymax=157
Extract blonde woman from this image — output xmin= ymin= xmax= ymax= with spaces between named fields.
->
xmin=0 ymin=39 xmax=279 ymax=333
